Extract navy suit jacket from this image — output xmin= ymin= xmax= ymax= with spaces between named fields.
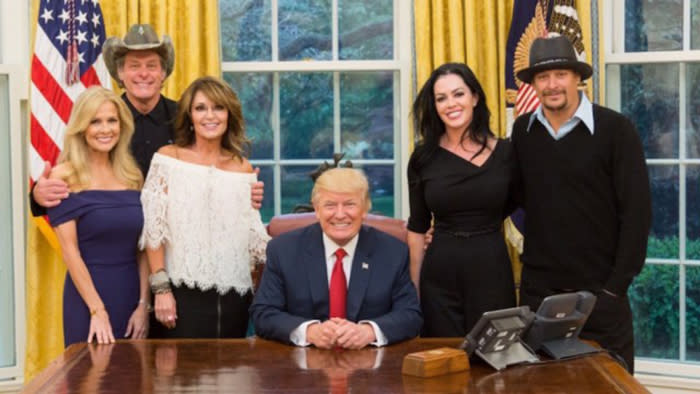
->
xmin=250 ymin=223 xmax=422 ymax=345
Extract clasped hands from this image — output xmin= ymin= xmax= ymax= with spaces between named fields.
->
xmin=306 ymin=318 xmax=376 ymax=350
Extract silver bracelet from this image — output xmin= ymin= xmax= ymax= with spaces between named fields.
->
xmin=149 ymin=270 xmax=171 ymax=294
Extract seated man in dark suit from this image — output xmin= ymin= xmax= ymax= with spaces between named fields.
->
xmin=251 ymin=168 xmax=422 ymax=349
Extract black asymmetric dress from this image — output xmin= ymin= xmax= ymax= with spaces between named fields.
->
xmin=407 ymin=140 xmax=517 ymax=337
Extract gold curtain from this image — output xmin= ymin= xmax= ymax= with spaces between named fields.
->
xmin=413 ymin=0 xmax=595 ymax=295
xmin=25 ymin=0 xmax=221 ymax=382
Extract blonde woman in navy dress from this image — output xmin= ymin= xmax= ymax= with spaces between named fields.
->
xmin=48 ymin=87 xmax=149 ymax=346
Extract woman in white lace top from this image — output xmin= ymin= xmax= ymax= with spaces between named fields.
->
xmin=140 ymin=76 xmax=270 ymax=338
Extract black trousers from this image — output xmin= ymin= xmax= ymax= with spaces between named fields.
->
xmin=520 ymin=280 xmax=635 ymax=373
xmin=152 ymin=285 xmax=252 ymax=339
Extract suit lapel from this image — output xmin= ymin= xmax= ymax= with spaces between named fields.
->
xmin=346 ymin=226 xmax=373 ymax=321
xmin=303 ymin=224 xmax=330 ymax=319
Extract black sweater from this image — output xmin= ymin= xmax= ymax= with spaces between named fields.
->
xmin=511 ymin=104 xmax=652 ymax=296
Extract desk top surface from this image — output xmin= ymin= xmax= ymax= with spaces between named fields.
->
xmin=23 ymin=337 xmax=649 ymax=393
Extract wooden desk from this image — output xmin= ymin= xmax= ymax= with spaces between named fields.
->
xmin=23 ymin=338 xmax=649 ymax=393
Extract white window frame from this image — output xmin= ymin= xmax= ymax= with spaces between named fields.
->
xmin=604 ymin=0 xmax=700 ymax=384
xmin=0 ymin=0 xmax=28 ymax=388
xmin=221 ymin=0 xmax=413 ymax=219
xmin=0 ymin=64 xmax=27 ymax=385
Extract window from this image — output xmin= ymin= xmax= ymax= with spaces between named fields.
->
xmin=0 ymin=66 xmax=26 ymax=382
xmin=604 ymin=0 xmax=700 ymax=373
xmin=219 ymin=0 xmax=412 ymax=222
xmin=0 ymin=2 xmax=27 ymax=386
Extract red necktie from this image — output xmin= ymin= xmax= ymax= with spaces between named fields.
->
xmin=329 ymin=248 xmax=347 ymax=319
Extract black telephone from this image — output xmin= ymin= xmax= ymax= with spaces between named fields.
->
xmin=523 ymin=291 xmax=599 ymax=359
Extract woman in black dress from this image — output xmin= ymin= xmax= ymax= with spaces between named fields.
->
xmin=407 ymin=63 xmax=517 ymax=337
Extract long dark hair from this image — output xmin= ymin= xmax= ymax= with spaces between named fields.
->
xmin=411 ymin=62 xmax=492 ymax=169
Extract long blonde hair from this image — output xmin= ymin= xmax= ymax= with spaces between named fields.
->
xmin=58 ymin=87 xmax=142 ymax=191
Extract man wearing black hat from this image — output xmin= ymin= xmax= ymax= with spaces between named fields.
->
xmin=511 ymin=35 xmax=652 ymax=372
xmin=31 ymin=24 xmax=264 ymax=213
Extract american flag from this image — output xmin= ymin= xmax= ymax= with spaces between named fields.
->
xmin=30 ymin=0 xmax=112 ymax=185
xmin=505 ymin=0 xmax=550 ymax=120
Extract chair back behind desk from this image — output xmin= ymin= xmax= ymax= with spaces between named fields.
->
xmin=23 ymin=338 xmax=649 ymax=393
xmin=266 ymin=212 xmax=408 ymax=242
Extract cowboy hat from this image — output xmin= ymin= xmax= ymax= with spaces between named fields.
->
xmin=516 ymin=36 xmax=592 ymax=84
xmin=102 ymin=24 xmax=175 ymax=85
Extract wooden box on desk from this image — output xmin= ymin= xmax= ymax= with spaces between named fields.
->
xmin=401 ymin=347 xmax=470 ymax=377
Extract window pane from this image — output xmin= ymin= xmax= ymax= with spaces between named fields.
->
xmin=688 ymin=64 xmax=700 ymax=159
xmin=625 ymin=0 xmax=683 ymax=51
xmin=340 ymin=72 xmax=394 ymax=159
xmin=693 ymin=0 xmax=700 ymax=49
xmin=617 ymin=64 xmax=679 ymax=159
xmin=688 ymin=166 xmax=700 ymax=260
xmin=279 ymin=0 xmax=331 ymax=60
xmin=360 ymin=165 xmax=394 ymax=217
xmin=630 ymin=264 xmax=679 ymax=360
xmin=280 ymin=73 xmax=333 ymax=159
xmin=647 ymin=165 xmax=679 ymax=259
xmin=220 ymin=0 xmax=271 ymax=61
xmin=281 ymin=165 xmax=316 ymax=214
xmin=224 ymin=73 xmax=274 ymax=160
xmin=687 ymin=266 xmax=700 ymax=361
xmin=0 ymin=74 xmax=16 ymax=367
xmin=257 ymin=166 xmax=275 ymax=223
xmin=338 ymin=0 xmax=393 ymax=60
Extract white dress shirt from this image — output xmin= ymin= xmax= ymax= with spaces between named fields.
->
xmin=289 ymin=233 xmax=388 ymax=347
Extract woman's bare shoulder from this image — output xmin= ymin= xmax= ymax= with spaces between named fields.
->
xmin=157 ymin=144 xmax=178 ymax=158
xmin=238 ymin=157 xmax=254 ymax=173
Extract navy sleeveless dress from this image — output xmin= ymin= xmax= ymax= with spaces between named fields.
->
xmin=48 ymin=190 xmax=143 ymax=347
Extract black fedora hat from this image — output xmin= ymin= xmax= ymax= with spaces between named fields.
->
xmin=516 ymin=36 xmax=592 ymax=84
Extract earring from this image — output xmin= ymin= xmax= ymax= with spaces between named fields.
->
xmin=189 ymin=125 xmax=193 ymax=131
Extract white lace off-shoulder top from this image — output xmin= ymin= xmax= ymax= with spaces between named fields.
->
xmin=139 ymin=153 xmax=270 ymax=295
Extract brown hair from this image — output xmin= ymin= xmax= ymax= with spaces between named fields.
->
xmin=174 ymin=76 xmax=249 ymax=159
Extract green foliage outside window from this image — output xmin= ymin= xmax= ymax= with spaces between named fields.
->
xmin=631 ymin=236 xmax=700 ymax=361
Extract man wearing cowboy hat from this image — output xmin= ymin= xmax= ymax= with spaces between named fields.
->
xmin=511 ymin=35 xmax=651 ymax=372
xmin=31 ymin=24 xmax=265 ymax=214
